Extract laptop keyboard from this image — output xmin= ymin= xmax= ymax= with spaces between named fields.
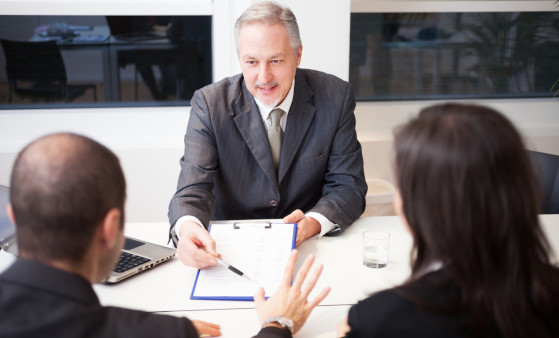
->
xmin=113 ymin=252 xmax=150 ymax=273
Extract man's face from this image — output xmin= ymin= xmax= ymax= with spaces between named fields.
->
xmin=239 ymin=22 xmax=302 ymax=107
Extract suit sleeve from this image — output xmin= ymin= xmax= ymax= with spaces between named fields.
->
xmin=308 ymin=83 xmax=367 ymax=232
xmin=252 ymin=326 xmax=292 ymax=338
xmin=168 ymin=89 xmax=217 ymax=238
xmin=346 ymin=290 xmax=423 ymax=337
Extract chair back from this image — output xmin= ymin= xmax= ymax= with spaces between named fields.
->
xmin=528 ymin=150 xmax=559 ymax=214
xmin=1 ymin=39 xmax=67 ymax=85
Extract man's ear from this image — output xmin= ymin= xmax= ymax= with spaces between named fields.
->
xmin=99 ymin=208 xmax=122 ymax=249
xmin=7 ymin=203 xmax=16 ymax=226
xmin=295 ymin=44 xmax=302 ymax=67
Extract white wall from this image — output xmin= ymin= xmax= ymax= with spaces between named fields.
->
xmin=0 ymin=107 xmax=189 ymax=222
xmin=0 ymin=0 xmax=557 ymax=222
xmin=356 ymin=99 xmax=559 ymax=187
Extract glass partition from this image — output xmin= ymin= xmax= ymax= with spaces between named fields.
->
xmin=350 ymin=12 xmax=559 ymax=101
xmin=0 ymin=15 xmax=212 ymax=109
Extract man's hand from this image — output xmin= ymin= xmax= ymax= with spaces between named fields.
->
xmin=254 ymin=250 xmax=330 ymax=335
xmin=283 ymin=209 xmax=321 ymax=246
xmin=192 ymin=320 xmax=221 ymax=337
xmin=177 ymin=220 xmax=218 ymax=268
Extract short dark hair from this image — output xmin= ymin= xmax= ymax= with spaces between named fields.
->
xmin=394 ymin=103 xmax=559 ymax=337
xmin=10 ymin=133 xmax=126 ymax=263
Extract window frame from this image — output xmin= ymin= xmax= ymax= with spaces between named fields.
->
xmin=351 ymin=1 xmax=556 ymax=14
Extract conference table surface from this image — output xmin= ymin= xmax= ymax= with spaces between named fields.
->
xmin=1 ymin=215 xmax=558 ymax=337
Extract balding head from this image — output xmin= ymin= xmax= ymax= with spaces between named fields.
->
xmin=10 ymin=133 xmax=126 ymax=263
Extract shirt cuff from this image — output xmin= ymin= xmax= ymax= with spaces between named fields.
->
xmin=305 ymin=212 xmax=337 ymax=238
xmin=174 ymin=215 xmax=205 ymax=240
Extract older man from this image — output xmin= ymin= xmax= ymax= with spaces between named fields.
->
xmin=169 ymin=1 xmax=367 ymax=269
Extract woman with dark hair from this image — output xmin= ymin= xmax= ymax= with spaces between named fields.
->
xmin=337 ymin=103 xmax=559 ymax=337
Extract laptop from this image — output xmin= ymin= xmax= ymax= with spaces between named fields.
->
xmin=0 ymin=185 xmax=17 ymax=256
xmin=0 ymin=185 xmax=175 ymax=284
xmin=105 ymin=16 xmax=167 ymax=42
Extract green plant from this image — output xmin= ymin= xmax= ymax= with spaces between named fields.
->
xmin=462 ymin=10 xmax=559 ymax=96
xmin=465 ymin=13 xmax=552 ymax=94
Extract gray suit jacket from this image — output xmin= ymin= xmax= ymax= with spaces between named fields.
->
xmin=168 ymin=68 xmax=367 ymax=240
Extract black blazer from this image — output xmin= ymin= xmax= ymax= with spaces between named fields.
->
xmin=347 ymin=269 xmax=475 ymax=338
xmin=347 ymin=268 xmax=559 ymax=337
xmin=168 ymin=68 xmax=367 ymax=232
xmin=0 ymin=259 xmax=291 ymax=338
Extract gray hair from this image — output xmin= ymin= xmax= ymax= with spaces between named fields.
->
xmin=234 ymin=1 xmax=301 ymax=56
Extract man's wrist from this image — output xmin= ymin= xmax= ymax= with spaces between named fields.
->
xmin=305 ymin=212 xmax=336 ymax=238
xmin=174 ymin=216 xmax=205 ymax=240
xmin=262 ymin=316 xmax=294 ymax=334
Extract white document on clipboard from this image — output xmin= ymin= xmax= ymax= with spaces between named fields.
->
xmin=190 ymin=221 xmax=297 ymax=301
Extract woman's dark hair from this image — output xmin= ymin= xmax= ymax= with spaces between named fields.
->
xmin=394 ymin=103 xmax=559 ymax=337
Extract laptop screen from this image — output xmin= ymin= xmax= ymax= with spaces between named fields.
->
xmin=0 ymin=185 xmax=16 ymax=245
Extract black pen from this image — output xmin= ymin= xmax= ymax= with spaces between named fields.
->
xmin=208 ymin=251 xmax=253 ymax=280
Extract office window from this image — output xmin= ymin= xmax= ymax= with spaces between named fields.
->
xmin=0 ymin=15 xmax=212 ymax=109
xmin=350 ymin=12 xmax=559 ymax=101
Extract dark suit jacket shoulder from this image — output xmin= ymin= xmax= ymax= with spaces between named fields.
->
xmin=169 ymin=68 xmax=367 ymax=233
xmin=348 ymin=268 xmax=559 ymax=338
xmin=0 ymin=259 xmax=198 ymax=338
xmin=346 ymin=269 xmax=470 ymax=338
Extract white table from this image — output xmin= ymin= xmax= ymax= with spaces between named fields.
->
xmin=2 ymin=215 xmax=558 ymax=337
xmin=90 ymin=216 xmax=413 ymax=313
xmin=94 ymin=215 xmax=559 ymax=337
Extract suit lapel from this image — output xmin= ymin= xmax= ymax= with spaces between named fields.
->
xmin=233 ymin=82 xmax=279 ymax=187
xmin=279 ymin=72 xmax=315 ymax=184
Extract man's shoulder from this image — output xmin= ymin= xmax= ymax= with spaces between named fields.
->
xmin=198 ymin=73 xmax=244 ymax=96
xmin=295 ymin=69 xmax=352 ymax=105
xmin=191 ymin=73 xmax=247 ymax=112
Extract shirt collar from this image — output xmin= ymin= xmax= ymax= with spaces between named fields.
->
xmin=254 ymin=78 xmax=295 ymax=120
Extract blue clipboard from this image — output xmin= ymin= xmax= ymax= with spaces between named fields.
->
xmin=190 ymin=221 xmax=297 ymax=301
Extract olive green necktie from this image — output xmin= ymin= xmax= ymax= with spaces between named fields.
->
xmin=268 ymin=108 xmax=284 ymax=171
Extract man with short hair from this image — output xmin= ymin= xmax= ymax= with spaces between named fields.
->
xmin=169 ymin=1 xmax=367 ymax=269
xmin=0 ymin=133 xmax=329 ymax=337
xmin=0 ymin=133 xmax=219 ymax=337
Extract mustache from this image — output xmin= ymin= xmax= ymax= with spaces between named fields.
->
xmin=254 ymin=81 xmax=279 ymax=88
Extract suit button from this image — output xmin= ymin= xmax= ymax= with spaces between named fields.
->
xmin=270 ymin=200 xmax=278 ymax=207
